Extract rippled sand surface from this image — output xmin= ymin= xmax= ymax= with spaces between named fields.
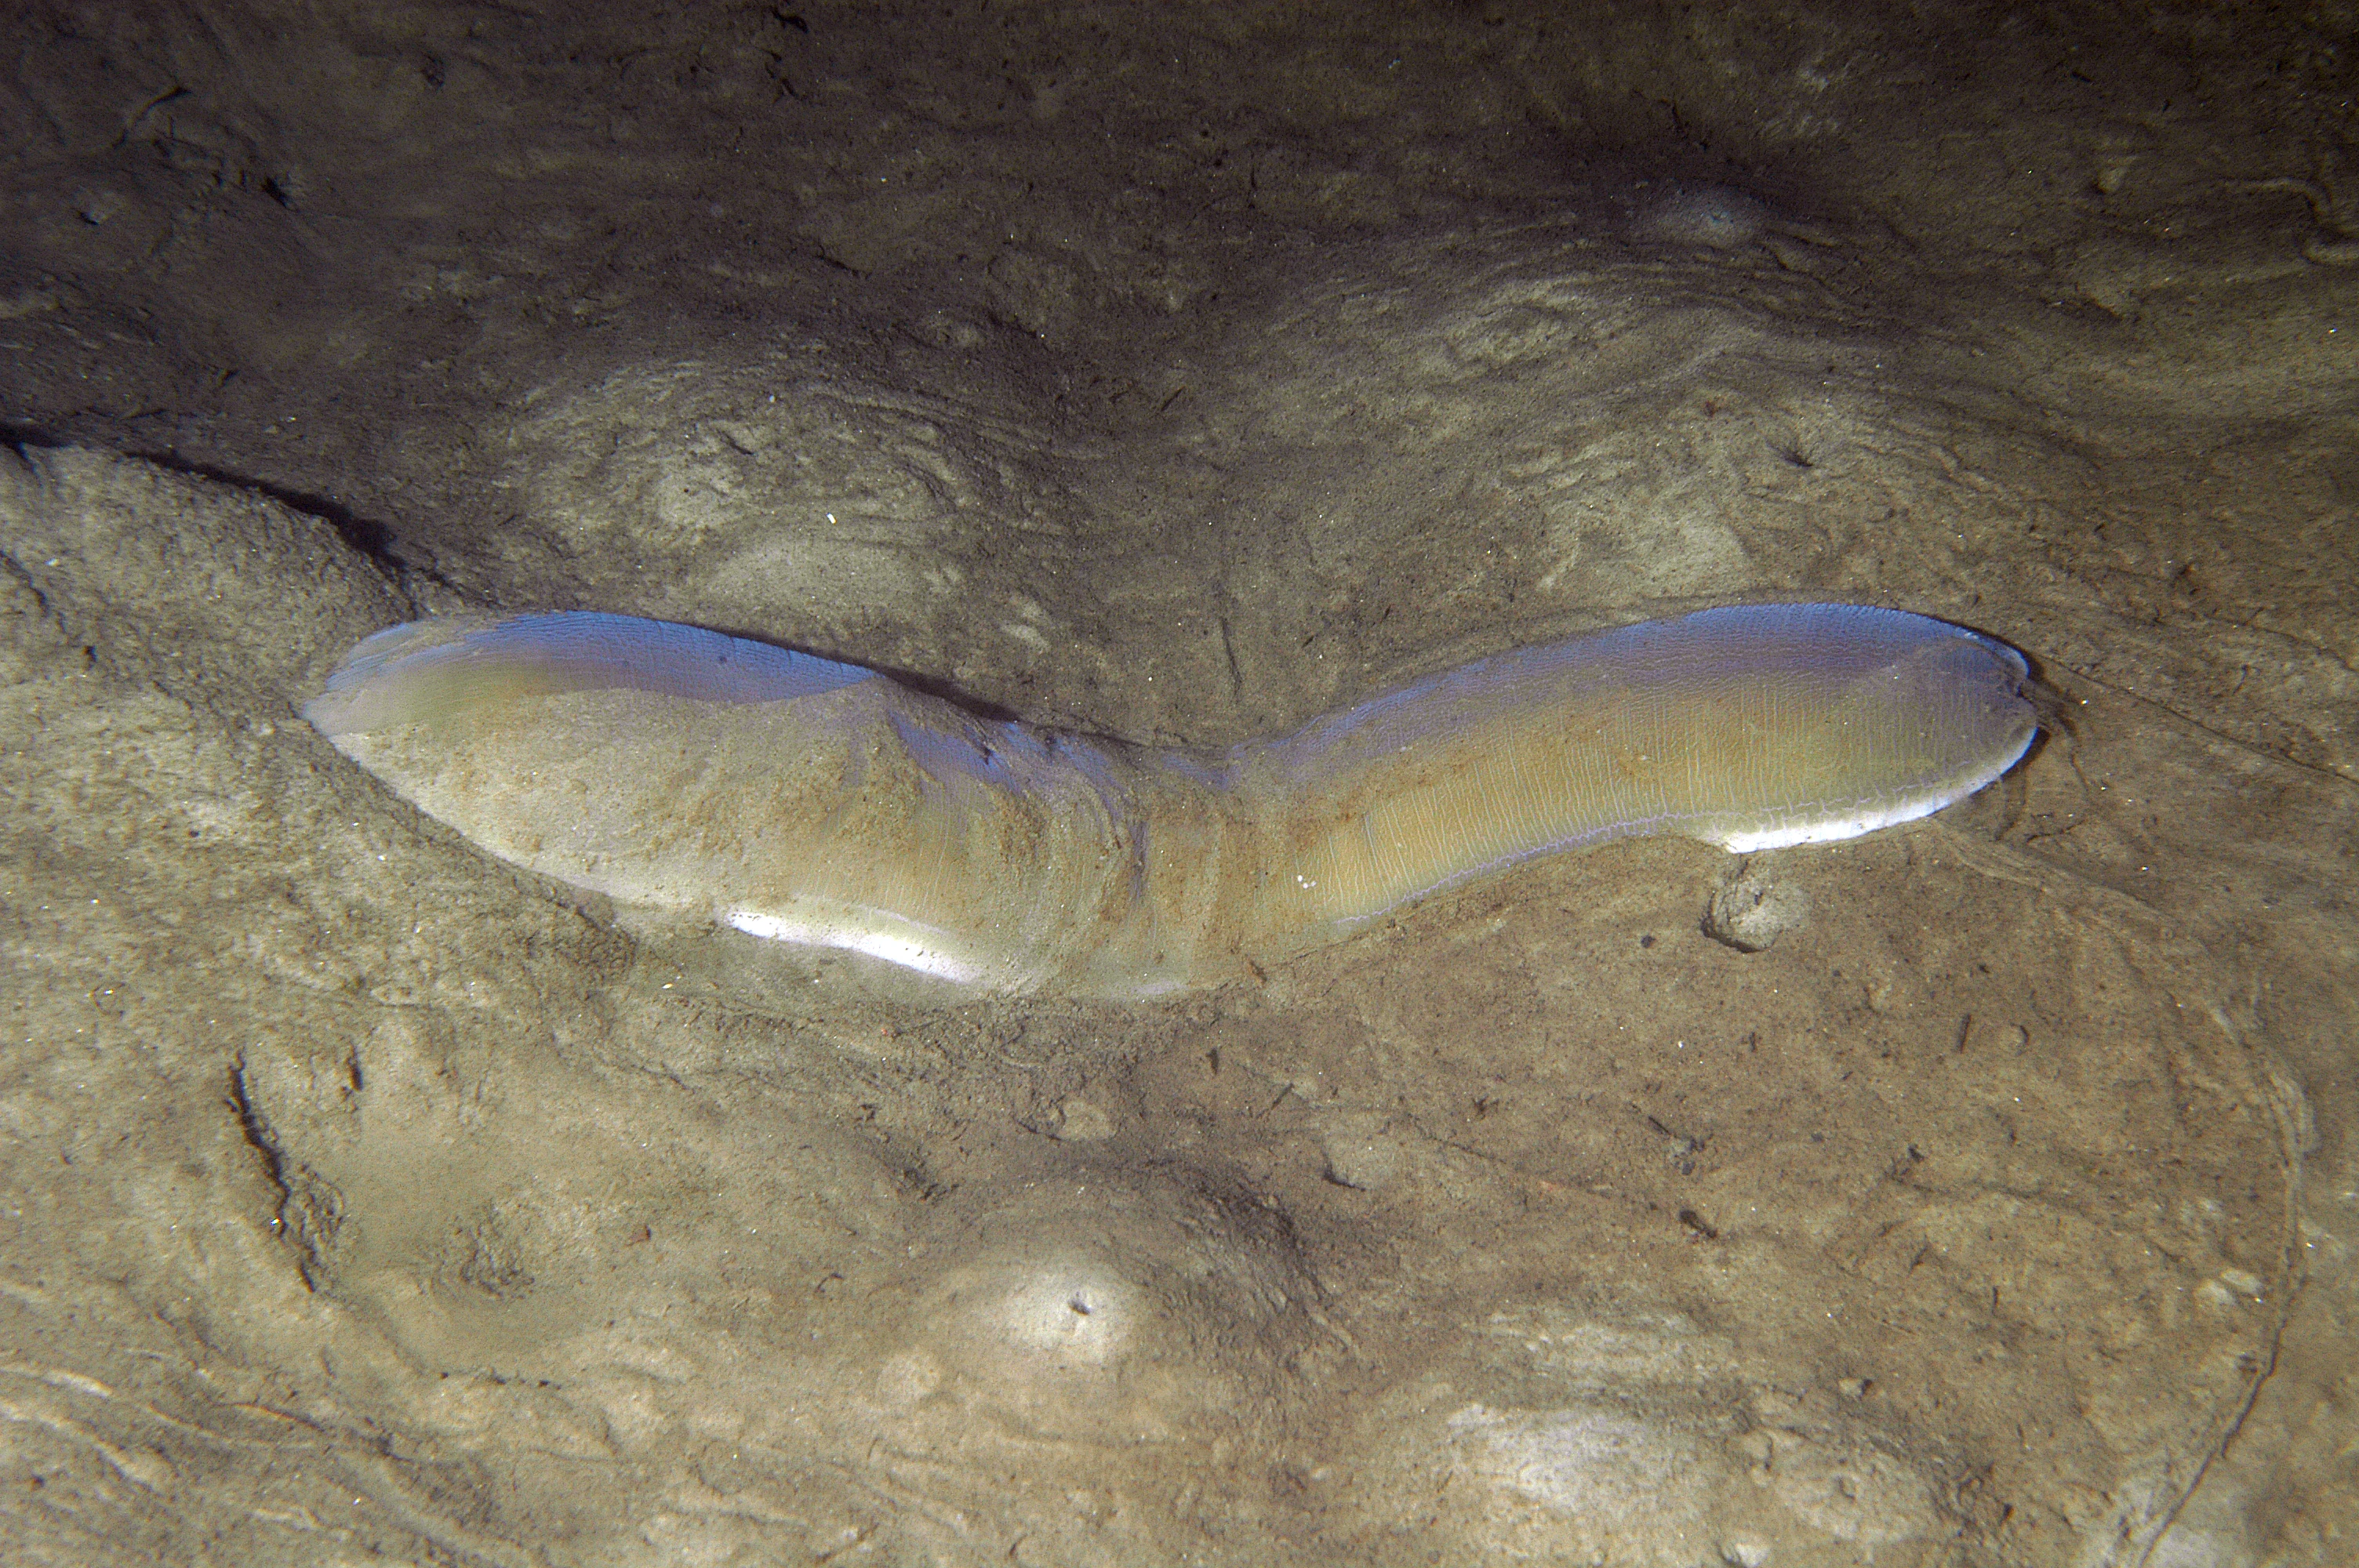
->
xmin=2 ymin=5 xmax=2353 ymax=1563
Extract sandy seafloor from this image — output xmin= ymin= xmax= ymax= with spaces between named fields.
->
xmin=1 ymin=3 xmax=2354 ymax=1564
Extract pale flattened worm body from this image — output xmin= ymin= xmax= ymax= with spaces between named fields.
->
xmin=304 ymin=604 xmax=2039 ymax=1000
